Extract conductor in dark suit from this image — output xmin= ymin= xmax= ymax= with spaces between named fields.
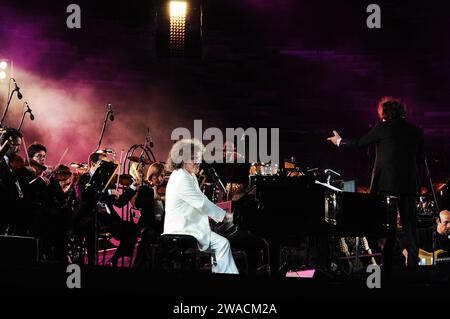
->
xmin=327 ymin=97 xmax=425 ymax=269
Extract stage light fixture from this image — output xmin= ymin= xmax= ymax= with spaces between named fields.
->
xmin=155 ymin=0 xmax=202 ymax=58
xmin=169 ymin=1 xmax=187 ymax=56
xmin=0 ymin=59 xmax=12 ymax=82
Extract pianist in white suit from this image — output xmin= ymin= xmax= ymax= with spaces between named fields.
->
xmin=163 ymin=139 xmax=239 ymax=274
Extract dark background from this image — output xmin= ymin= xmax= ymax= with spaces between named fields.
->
xmin=0 ymin=0 xmax=449 ymax=188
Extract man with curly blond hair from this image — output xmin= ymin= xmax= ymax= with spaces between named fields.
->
xmin=163 ymin=139 xmax=238 ymax=274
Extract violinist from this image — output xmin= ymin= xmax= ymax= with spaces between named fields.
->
xmin=133 ymin=162 xmax=166 ymax=269
xmin=53 ymin=164 xmax=74 ymax=193
xmin=137 ymin=162 xmax=166 ymax=230
xmin=29 ymin=143 xmax=46 ymax=165
xmin=0 ymin=128 xmax=27 ymax=235
xmin=73 ymin=152 xmax=139 ymax=266
xmin=27 ymin=143 xmax=70 ymax=261
xmin=28 ymin=143 xmax=49 ymax=181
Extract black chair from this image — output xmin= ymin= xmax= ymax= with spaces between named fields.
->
xmin=159 ymin=234 xmax=211 ymax=272
xmin=98 ymin=231 xmax=114 ymax=266
xmin=132 ymin=228 xmax=160 ymax=270
xmin=231 ymin=249 xmax=249 ymax=275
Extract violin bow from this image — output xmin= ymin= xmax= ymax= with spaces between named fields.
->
xmin=22 ymin=136 xmax=31 ymax=167
xmin=55 ymin=147 xmax=69 ymax=168
xmin=116 ymin=149 xmax=124 ymax=191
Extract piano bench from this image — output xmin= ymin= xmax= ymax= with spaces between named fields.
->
xmin=159 ymin=234 xmax=212 ymax=272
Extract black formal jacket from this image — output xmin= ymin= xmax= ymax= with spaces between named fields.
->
xmin=0 ymin=159 xmax=23 ymax=225
xmin=340 ymin=118 xmax=424 ymax=196
xmin=73 ymin=173 xmax=136 ymax=225
xmin=134 ymin=184 xmax=156 ymax=229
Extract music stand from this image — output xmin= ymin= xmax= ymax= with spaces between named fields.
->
xmin=86 ymin=160 xmax=118 ymax=193
xmin=209 ymin=162 xmax=251 ymax=184
xmin=86 ymin=160 xmax=118 ymax=265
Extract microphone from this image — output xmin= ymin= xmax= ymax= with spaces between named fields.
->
xmin=25 ymin=102 xmax=34 ymax=120
xmin=324 ymin=169 xmax=341 ymax=178
xmin=95 ymin=148 xmax=114 ymax=155
xmin=12 ymin=78 xmax=23 ymax=100
xmin=147 ymin=128 xmax=154 ymax=148
xmin=108 ymin=103 xmax=114 ymax=121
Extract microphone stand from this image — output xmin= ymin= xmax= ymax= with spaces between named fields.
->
xmin=17 ymin=106 xmax=33 ymax=131
xmin=0 ymin=79 xmax=20 ymax=127
xmin=138 ymin=129 xmax=152 ymax=183
xmin=425 ymin=156 xmax=440 ymax=266
xmin=97 ymin=106 xmax=113 ymax=149
xmin=139 ymin=155 xmax=146 ymax=185
xmin=209 ymin=168 xmax=227 ymax=202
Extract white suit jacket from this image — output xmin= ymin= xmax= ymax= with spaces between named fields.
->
xmin=163 ymin=168 xmax=225 ymax=251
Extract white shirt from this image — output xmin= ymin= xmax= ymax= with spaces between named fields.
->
xmin=3 ymin=155 xmax=10 ymax=168
xmin=3 ymin=155 xmax=23 ymax=198
xmin=163 ymin=168 xmax=225 ymax=251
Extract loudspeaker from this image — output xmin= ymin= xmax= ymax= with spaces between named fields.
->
xmin=0 ymin=235 xmax=39 ymax=265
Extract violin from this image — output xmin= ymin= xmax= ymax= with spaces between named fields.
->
xmin=106 ymin=173 xmax=135 ymax=189
xmin=9 ymin=153 xmax=75 ymax=184
xmin=135 ymin=176 xmax=167 ymax=201
xmin=6 ymin=154 xmax=45 ymax=186
xmin=8 ymin=153 xmax=27 ymax=170
xmin=155 ymin=184 xmax=166 ymax=201
xmin=8 ymin=154 xmax=46 ymax=174
xmin=52 ymin=164 xmax=73 ymax=182
xmin=30 ymin=162 xmax=73 ymax=183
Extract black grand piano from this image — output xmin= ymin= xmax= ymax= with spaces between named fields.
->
xmin=232 ymin=175 xmax=398 ymax=275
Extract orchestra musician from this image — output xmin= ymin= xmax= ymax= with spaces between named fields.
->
xmin=327 ymin=97 xmax=425 ymax=271
xmin=163 ymin=139 xmax=238 ymax=274
xmin=28 ymin=143 xmax=47 ymax=165
xmin=0 ymin=128 xmax=28 ymax=235
xmin=26 ymin=143 xmax=70 ymax=261
xmin=73 ymin=152 xmax=139 ymax=266
xmin=415 ymin=210 xmax=450 ymax=256
xmin=133 ymin=162 xmax=166 ymax=269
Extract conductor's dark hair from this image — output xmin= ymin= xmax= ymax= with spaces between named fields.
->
xmin=378 ymin=97 xmax=407 ymax=121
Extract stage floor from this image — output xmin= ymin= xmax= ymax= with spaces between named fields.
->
xmin=1 ymin=261 xmax=449 ymax=301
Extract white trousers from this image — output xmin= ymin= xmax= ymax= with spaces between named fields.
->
xmin=209 ymin=231 xmax=239 ymax=274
